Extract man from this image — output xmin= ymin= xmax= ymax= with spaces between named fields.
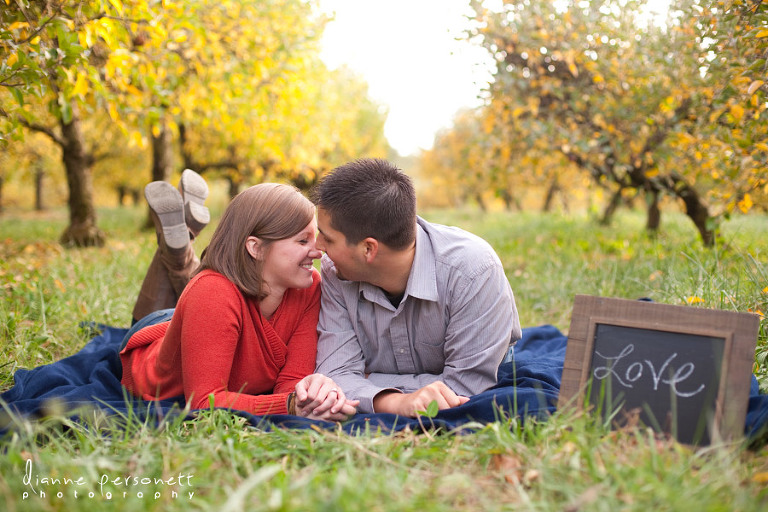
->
xmin=313 ymin=158 xmax=521 ymax=417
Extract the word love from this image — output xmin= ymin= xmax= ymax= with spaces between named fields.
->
xmin=592 ymin=344 xmax=705 ymax=398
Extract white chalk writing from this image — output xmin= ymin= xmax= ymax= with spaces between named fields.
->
xmin=593 ymin=344 xmax=705 ymax=398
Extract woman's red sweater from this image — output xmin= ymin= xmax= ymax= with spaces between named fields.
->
xmin=120 ymin=269 xmax=320 ymax=415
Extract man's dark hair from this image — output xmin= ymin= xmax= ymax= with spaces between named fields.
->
xmin=312 ymin=158 xmax=416 ymax=249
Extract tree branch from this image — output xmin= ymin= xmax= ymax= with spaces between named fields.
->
xmin=0 ymin=107 xmax=65 ymax=146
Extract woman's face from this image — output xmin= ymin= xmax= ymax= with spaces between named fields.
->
xmin=260 ymin=218 xmax=321 ymax=293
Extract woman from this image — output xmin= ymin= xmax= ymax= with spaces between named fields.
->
xmin=120 ymin=174 xmax=356 ymax=421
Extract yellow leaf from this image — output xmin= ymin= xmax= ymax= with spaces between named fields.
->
xmin=737 ymin=193 xmax=753 ymax=213
xmin=756 ymin=29 xmax=768 ymax=38
xmin=686 ymin=296 xmax=705 ymax=304
xmin=593 ymin=74 xmax=605 ymax=84
xmin=125 ymin=84 xmax=142 ymax=96
xmin=108 ymin=0 xmax=124 ymax=16
xmin=151 ymin=124 xmax=161 ymax=137
xmin=753 ymin=472 xmax=768 ymax=483
xmin=130 ymin=130 xmax=144 ymax=147
xmin=30 ymin=36 xmax=40 ymax=45
xmin=107 ymin=103 xmax=119 ymax=121
xmin=755 ymin=143 xmax=768 ymax=152
xmin=71 ymin=73 xmax=89 ymax=97
xmin=645 ymin=168 xmax=659 ymax=178
xmin=6 ymin=53 xmax=18 ymax=67
xmin=54 ymin=279 xmax=66 ymax=293
xmin=748 ymin=80 xmax=764 ymax=95
xmin=8 ymin=21 xmax=30 ymax=31
xmin=762 ymin=286 xmax=768 ymax=294
xmin=730 ymin=104 xmax=745 ymax=121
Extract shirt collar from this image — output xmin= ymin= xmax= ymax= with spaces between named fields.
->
xmin=406 ymin=217 xmax=439 ymax=301
xmin=358 ymin=217 xmax=439 ymax=306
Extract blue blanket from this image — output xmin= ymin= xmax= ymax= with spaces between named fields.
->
xmin=3 ymin=324 xmax=767 ymax=438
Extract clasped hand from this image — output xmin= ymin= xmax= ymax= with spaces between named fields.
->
xmin=294 ymin=374 xmax=358 ymax=421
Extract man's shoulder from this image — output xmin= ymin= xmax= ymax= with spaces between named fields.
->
xmin=417 ymin=217 xmax=499 ymax=270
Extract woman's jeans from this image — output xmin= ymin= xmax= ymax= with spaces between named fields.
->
xmin=119 ymin=308 xmax=175 ymax=351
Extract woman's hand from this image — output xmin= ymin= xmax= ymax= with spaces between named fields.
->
xmin=294 ymin=374 xmax=358 ymax=421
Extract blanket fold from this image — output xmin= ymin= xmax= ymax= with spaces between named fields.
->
xmin=2 ymin=324 xmax=767 ymax=438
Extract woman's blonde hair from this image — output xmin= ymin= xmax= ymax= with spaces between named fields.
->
xmin=198 ymin=183 xmax=315 ymax=299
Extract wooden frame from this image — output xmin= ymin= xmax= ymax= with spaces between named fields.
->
xmin=559 ymin=295 xmax=759 ymax=444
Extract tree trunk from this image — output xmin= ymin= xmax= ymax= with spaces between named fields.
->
xmin=58 ymin=108 xmax=105 ymax=247
xmin=669 ymin=174 xmax=715 ymax=247
xmin=151 ymin=120 xmax=175 ymax=183
xmin=227 ymin=175 xmax=242 ymax=199
xmin=145 ymin=120 xmax=176 ymax=229
xmin=645 ymin=189 xmax=660 ymax=233
xmin=559 ymin=186 xmax=570 ymax=212
xmin=542 ymin=175 xmax=561 ymax=212
xmin=499 ymin=189 xmax=520 ymax=211
xmin=474 ymin=192 xmax=487 ymax=212
xmin=117 ymin=185 xmax=128 ymax=206
xmin=600 ymin=187 xmax=624 ymax=225
xmin=35 ymin=165 xmax=46 ymax=211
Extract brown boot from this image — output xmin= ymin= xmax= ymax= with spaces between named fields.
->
xmin=159 ymin=238 xmax=200 ymax=297
xmin=132 ymin=250 xmax=178 ymax=322
xmin=132 ymin=246 xmax=200 ymax=322
xmin=132 ymin=182 xmax=200 ymax=322
xmin=179 ymin=169 xmax=209 ymax=239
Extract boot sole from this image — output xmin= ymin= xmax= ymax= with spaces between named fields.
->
xmin=180 ymin=169 xmax=210 ymax=234
xmin=145 ymin=181 xmax=188 ymax=250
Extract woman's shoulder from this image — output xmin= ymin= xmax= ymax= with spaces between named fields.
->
xmin=182 ymin=269 xmax=244 ymax=302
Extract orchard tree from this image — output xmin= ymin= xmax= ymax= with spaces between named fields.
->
xmin=0 ymin=0 xmax=161 ymax=246
xmin=269 ymin=63 xmax=390 ymax=192
xmin=691 ymin=0 xmax=768 ymax=215
xmin=130 ymin=0 xmax=333 ymax=195
xmin=469 ymin=0 xmax=721 ymax=244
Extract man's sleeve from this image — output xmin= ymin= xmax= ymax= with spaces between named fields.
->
xmin=368 ymin=258 xmax=520 ymax=397
xmin=314 ymin=258 xmax=398 ymax=413
xmin=441 ymin=258 xmax=521 ymax=396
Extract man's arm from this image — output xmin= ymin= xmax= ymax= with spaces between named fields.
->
xmin=314 ymin=257 xmax=398 ymax=413
xmin=372 ymin=381 xmax=469 ymax=417
xmin=371 ymin=260 xmax=520 ymax=416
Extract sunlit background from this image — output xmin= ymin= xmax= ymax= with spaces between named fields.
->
xmin=319 ymin=0 xmax=672 ymax=156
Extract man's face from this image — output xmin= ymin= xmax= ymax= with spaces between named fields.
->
xmin=316 ymin=207 xmax=364 ymax=282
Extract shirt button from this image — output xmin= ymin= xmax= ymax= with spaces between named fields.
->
xmin=399 ymin=349 xmax=405 ymax=354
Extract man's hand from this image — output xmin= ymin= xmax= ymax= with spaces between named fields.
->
xmin=372 ymin=381 xmax=470 ymax=417
xmin=294 ymin=373 xmax=358 ymax=422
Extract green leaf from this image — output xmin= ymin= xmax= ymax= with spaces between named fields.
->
xmin=59 ymin=96 xmax=73 ymax=124
xmin=10 ymin=87 xmax=24 ymax=107
xmin=417 ymin=399 xmax=440 ymax=418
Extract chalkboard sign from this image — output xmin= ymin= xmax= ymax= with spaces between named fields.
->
xmin=559 ymin=295 xmax=759 ymax=445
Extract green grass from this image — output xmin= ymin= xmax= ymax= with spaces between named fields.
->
xmin=1 ymin=205 xmax=768 ymax=511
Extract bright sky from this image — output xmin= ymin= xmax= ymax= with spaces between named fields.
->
xmin=319 ymin=0 xmax=671 ymax=157
xmin=319 ymin=0 xmax=493 ymax=157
